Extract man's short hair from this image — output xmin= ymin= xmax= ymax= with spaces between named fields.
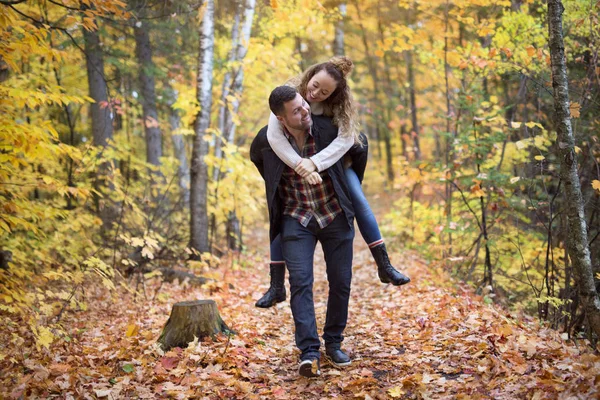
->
xmin=269 ymin=86 xmax=298 ymax=116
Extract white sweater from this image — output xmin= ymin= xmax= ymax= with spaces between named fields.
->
xmin=266 ymin=102 xmax=354 ymax=172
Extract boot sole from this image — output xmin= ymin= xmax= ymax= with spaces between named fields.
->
xmin=325 ymin=354 xmax=351 ymax=367
xmin=255 ymin=296 xmax=286 ymax=308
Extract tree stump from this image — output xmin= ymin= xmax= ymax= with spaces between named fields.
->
xmin=158 ymin=300 xmax=232 ymax=351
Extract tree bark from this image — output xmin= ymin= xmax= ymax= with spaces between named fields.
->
xmin=352 ymin=0 xmax=394 ymax=182
xmin=134 ymin=19 xmax=163 ymax=168
xmin=190 ymin=0 xmax=215 ymax=254
xmin=548 ymin=0 xmax=600 ymax=338
xmin=333 ymin=3 xmax=346 ymax=56
xmin=223 ymin=0 xmax=255 ymax=147
xmin=158 ymin=300 xmax=231 ymax=351
xmin=165 ymin=82 xmax=190 ymax=204
xmin=405 ymin=50 xmax=421 ymax=160
xmin=213 ymin=0 xmax=242 ymax=181
xmin=82 ymin=20 xmax=115 ymax=230
xmin=213 ymin=0 xmax=255 ymax=250
xmin=82 ymin=25 xmax=113 ymax=148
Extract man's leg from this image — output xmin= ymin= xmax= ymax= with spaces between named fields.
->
xmin=281 ymin=216 xmax=320 ymax=361
xmin=318 ymin=214 xmax=354 ymax=348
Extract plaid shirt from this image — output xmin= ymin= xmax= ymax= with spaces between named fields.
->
xmin=278 ymin=129 xmax=342 ymax=228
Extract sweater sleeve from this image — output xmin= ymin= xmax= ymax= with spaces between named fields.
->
xmin=266 ymin=111 xmax=302 ymax=169
xmin=309 ymin=131 xmax=354 ymax=172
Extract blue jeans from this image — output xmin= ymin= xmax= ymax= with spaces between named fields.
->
xmin=270 ymin=167 xmax=381 ymax=263
xmin=281 ymin=214 xmax=354 ymax=360
xmin=344 ymin=167 xmax=382 ymax=245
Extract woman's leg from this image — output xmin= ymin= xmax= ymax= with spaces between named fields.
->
xmin=345 ymin=167 xmax=410 ymax=286
xmin=255 ymin=234 xmax=287 ymax=308
xmin=344 ymin=167 xmax=383 ymax=247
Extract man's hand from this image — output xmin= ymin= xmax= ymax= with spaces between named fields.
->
xmin=305 ymin=172 xmax=322 ymax=185
xmin=295 ymin=158 xmax=317 ymax=177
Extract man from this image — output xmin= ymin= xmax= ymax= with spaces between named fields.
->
xmin=250 ymin=86 xmax=367 ymax=378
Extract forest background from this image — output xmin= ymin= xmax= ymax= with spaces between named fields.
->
xmin=1 ymin=0 xmax=600 ymax=397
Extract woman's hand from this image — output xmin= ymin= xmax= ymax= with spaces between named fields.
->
xmin=295 ymin=158 xmax=317 ymax=177
xmin=305 ymin=171 xmax=322 ymax=185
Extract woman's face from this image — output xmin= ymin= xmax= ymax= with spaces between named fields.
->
xmin=306 ymin=69 xmax=338 ymax=103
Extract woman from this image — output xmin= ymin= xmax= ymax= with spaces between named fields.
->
xmin=256 ymin=56 xmax=410 ymax=308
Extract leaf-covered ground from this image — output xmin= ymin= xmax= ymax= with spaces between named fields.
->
xmin=2 ymin=225 xmax=599 ymax=399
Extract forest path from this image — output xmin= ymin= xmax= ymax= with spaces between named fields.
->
xmin=3 ymin=196 xmax=599 ymax=399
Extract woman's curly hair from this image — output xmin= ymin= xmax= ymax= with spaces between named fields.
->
xmin=294 ymin=56 xmax=361 ymax=144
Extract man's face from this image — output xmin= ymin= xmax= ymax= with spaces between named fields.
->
xmin=277 ymin=93 xmax=312 ymax=132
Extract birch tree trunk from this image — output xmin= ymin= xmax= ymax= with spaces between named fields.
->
xmin=547 ymin=0 xmax=600 ymax=338
xmin=223 ymin=0 xmax=255 ymax=147
xmin=190 ymin=0 xmax=215 ymax=254
xmin=333 ymin=3 xmax=346 ymax=56
xmin=134 ymin=19 xmax=163 ymax=169
xmin=210 ymin=0 xmax=255 ymax=250
xmin=213 ymin=1 xmax=242 ymax=182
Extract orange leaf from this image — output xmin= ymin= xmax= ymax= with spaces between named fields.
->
xmin=569 ymin=102 xmax=581 ymax=118
xmin=502 ymin=47 xmax=513 ymax=58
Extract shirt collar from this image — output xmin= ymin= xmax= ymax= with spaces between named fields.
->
xmin=282 ymin=125 xmax=313 ymax=140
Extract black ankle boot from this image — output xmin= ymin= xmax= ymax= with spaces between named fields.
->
xmin=255 ymin=263 xmax=286 ymax=308
xmin=370 ymin=243 xmax=410 ymax=286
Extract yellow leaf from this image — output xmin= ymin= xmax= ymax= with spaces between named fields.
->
xmin=534 ymin=155 xmax=545 ymax=161
xmin=126 ymin=324 xmax=139 ymax=337
xmin=270 ymin=0 xmax=278 ymax=8
xmin=526 ymin=45 xmax=536 ymax=57
xmin=375 ymin=49 xmax=385 ymax=58
xmin=510 ymin=177 xmax=520 ymax=184
xmin=525 ymin=121 xmax=544 ymax=129
xmin=141 ymin=246 xmax=154 ymax=259
xmin=131 ymin=237 xmax=144 ymax=247
xmin=388 ymin=386 xmax=405 ymax=398
xmin=35 ymin=326 xmax=55 ymax=349
xmin=511 ymin=121 xmax=521 ymax=129
xmin=592 ymin=180 xmax=600 ymax=192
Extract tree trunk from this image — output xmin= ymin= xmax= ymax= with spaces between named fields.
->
xmin=213 ymin=0 xmax=255 ymax=250
xmin=82 ymin=25 xmax=113 ymax=148
xmin=548 ymin=0 xmax=600 ymax=338
xmin=213 ymin=0 xmax=242 ymax=181
xmin=158 ymin=300 xmax=232 ymax=351
xmin=223 ymin=0 xmax=255 ymax=147
xmin=165 ymin=82 xmax=190 ymax=204
xmin=190 ymin=0 xmax=215 ymax=255
xmin=134 ymin=19 xmax=163 ymax=169
xmin=82 ymin=21 xmax=115 ymax=230
xmin=405 ymin=50 xmax=421 ymax=160
xmin=443 ymin=0 xmax=454 ymax=257
xmin=333 ymin=3 xmax=346 ymax=56
xmin=352 ymin=0 xmax=393 ymax=182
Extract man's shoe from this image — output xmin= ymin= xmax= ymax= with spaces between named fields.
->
xmin=370 ymin=243 xmax=411 ymax=286
xmin=325 ymin=347 xmax=351 ymax=367
xmin=255 ymin=263 xmax=286 ymax=308
xmin=298 ymin=359 xmax=321 ymax=377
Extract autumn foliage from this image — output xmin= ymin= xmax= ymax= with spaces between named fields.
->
xmin=1 ymin=0 xmax=600 ymax=397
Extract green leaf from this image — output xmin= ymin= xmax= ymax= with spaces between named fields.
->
xmin=122 ymin=363 xmax=134 ymax=373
